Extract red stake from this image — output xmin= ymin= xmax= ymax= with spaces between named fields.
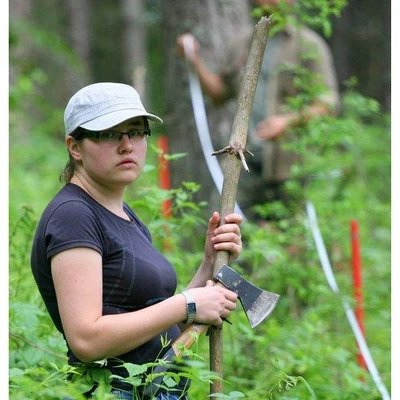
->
xmin=158 ymin=136 xmax=172 ymax=218
xmin=158 ymin=136 xmax=173 ymax=251
xmin=350 ymin=220 xmax=367 ymax=371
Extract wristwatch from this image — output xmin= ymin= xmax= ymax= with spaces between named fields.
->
xmin=182 ymin=290 xmax=197 ymax=324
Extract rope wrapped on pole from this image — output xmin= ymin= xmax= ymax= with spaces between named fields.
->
xmin=209 ymin=16 xmax=272 ymax=395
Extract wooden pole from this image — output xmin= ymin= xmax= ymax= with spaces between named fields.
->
xmin=209 ymin=16 xmax=271 ymax=395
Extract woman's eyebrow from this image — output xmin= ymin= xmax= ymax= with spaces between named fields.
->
xmin=127 ymin=119 xmax=145 ymax=128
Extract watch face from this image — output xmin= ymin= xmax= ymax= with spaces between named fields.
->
xmin=188 ymin=302 xmax=196 ymax=315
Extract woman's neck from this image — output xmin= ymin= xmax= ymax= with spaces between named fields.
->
xmin=70 ymin=173 xmax=130 ymax=220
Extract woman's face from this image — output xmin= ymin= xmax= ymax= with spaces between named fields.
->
xmin=72 ymin=117 xmax=149 ymax=189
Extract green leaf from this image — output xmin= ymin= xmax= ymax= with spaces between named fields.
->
xmin=9 ymin=368 xmax=25 ymax=378
xmin=120 ymin=362 xmax=148 ymax=377
xmin=90 ymin=368 xmax=111 ymax=384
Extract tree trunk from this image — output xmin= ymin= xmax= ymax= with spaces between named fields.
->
xmin=328 ymin=0 xmax=391 ymax=109
xmin=121 ymin=0 xmax=148 ymax=100
xmin=161 ymin=0 xmax=253 ymax=217
xmin=64 ymin=0 xmax=91 ymax=92
xmin=9 ymin=0 xmax=33 ymax=86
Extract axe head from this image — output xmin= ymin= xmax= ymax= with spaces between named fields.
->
xmin=214 ymin=264 xmax=279 ymax=328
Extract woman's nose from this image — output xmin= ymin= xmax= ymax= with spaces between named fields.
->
xmin=118 ymin=134 xmax=134 ymax=152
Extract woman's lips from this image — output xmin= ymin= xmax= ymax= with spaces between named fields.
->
xmin=117 ymin=158 xmax=136 ymax=167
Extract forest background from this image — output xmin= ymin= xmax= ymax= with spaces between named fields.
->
xmin=8 ymin=0 xmax=393 ymax=399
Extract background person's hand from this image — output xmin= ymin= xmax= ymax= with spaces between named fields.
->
xmin=257 ymin=114 xmax=295 ymax=140
xmin=176 ymin=33 xmax=200 ymax=64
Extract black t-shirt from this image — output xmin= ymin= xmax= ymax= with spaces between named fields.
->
xmin=31 ymin=183 xmax=186 ymax=393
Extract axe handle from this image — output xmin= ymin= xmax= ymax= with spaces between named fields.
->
xmin=144 ymin=281 xmax=229 ymax=397
xmin=170 ymin=322 xmax=209 ymax=358
xmin=143 ymin=322 xmax=210 ymax=398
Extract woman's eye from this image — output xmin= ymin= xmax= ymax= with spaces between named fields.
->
xmin=100 ymin=132 xmax=118 ymax=140
xmin=129 ymin=130 xmax=146 ymax=138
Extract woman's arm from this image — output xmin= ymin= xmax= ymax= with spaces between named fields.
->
xmin=52 ymin=246 xmax=238 ymax=363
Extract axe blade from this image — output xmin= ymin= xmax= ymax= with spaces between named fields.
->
xmin=214 ymin=264 xmax=280 ymax=328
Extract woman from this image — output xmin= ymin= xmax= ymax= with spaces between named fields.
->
xmin=31 ymin=82 xmax=243 ymax=399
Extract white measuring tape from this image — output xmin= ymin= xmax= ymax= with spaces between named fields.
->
xmin=306 ymin=201 xmax=391 ymax=400
xmin=182 ymin=37 xmax=246 ymax=219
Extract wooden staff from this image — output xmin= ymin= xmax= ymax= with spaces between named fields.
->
xmin=209 ymin=16 xmax=271 ymax=395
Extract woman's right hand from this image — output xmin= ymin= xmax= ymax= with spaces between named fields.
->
xmin=188 ymin=280 xmax=238 ymax=326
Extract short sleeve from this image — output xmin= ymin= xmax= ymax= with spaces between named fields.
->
xmin=45 ymin=200 xmax=104 ymax=259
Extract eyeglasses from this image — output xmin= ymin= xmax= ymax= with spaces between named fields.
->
xmin=76 ymin=128 xmax=151 ymax=143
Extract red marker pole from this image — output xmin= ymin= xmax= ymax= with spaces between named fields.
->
xmin=157 ymin=136 xmax=172 ymax=218
xmin=350 ymin=220 xmax=367 ymax=371
xmin=158 ymin=136 xmax=173 ymax=251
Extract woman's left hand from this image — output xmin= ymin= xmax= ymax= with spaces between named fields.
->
xmin=204 ymin=212 xmax=243 ymax=263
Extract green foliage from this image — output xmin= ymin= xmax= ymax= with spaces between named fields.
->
xmin=251 ymin=0 xmax=347 ymax=37
xmin=9 ymin=1 xmax=390 ymax=398
xmin=293 ymin=0 xmax=348 ymax=37
xmin=10 ymin=19 xmax=83 ymax=69
xmin=9 ymin=112 xmax=391 ymax=399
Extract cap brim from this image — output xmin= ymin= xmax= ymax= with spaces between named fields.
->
xmin=80 ymin=109 xmax=163 ymax=131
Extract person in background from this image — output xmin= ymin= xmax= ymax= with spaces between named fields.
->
xmin=31 ymin=82 xmax=243 ymax=399
xmin=176 ymin=0 xmax=340 ymax=222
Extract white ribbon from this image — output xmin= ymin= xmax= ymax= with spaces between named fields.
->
xmin=306 ymin=201 xmax=391 ymax=400
xmin=182 ymin=37 xmax=246 ymax=219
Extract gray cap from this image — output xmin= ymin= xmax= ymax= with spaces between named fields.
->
xmin=64 ymin=82 xmax=163 ymax=136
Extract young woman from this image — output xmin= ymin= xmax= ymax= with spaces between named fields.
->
xmin=31 ymin=82 xmax=243 ymax=400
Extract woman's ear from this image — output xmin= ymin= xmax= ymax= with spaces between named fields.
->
xmin=66 ymin=136 xmax=82 ymax=161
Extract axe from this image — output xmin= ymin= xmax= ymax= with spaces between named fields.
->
xmin=143 ymin=264 xmax=279 ymax=398
xmin=144 ymin=15 xmax=274 ymax=398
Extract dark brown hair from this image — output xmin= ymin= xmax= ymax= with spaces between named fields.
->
xmin=59 ymin=128 xmax=85 ymax=183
